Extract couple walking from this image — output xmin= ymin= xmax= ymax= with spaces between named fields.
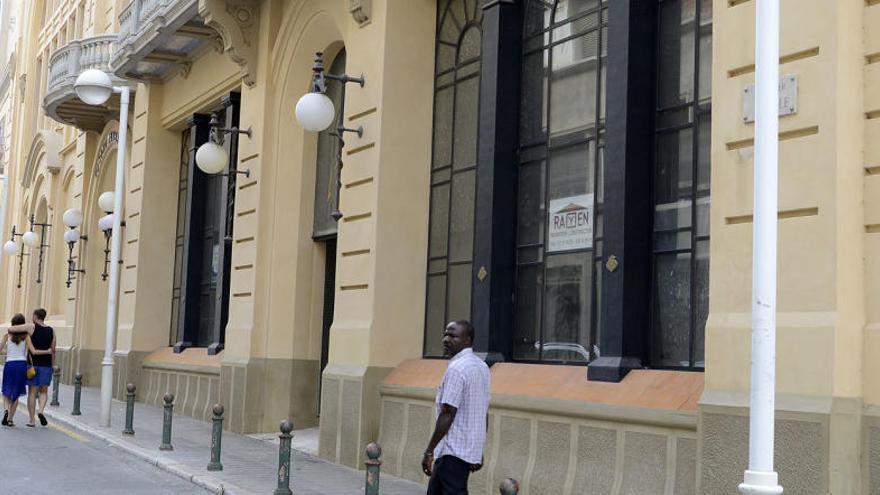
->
xmin=1 ymin=309 xmax=55 ymax=428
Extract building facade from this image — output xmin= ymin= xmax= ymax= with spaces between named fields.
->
xmin=0 ymin=0 xmax=877 ymax=493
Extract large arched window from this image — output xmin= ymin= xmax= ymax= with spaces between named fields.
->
xmin=423 ymin=0 xmax=483 ymax=357
xmin=651 ymin=0 xmax=712 ymax=368
xmin=514 ymin=0 xmax=607 ymax=363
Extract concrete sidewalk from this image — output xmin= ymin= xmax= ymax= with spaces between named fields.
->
xmin=40 ymin=382 xmax=425 ymax=495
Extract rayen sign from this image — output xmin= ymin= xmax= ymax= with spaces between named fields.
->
xmin=548 ymin=194 xmax=594 ymax=252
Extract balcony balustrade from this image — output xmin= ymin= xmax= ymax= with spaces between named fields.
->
xmin=44 ymin=35 xmax=127 ymax=132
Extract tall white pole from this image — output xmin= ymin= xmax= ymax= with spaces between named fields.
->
xmin=739 ymin=0 xmax=783 ymax=493
xmin=99 ymin=87 xmax=129 ymax=427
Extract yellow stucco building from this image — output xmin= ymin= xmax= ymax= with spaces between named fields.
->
xmin=0 ymin=0 xmax=878 ymax=493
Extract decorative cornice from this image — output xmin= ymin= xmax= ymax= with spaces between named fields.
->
xmin=198 ymin=0 xmax=260 ymax=88
xmin=349 ymin=0 xmax=371 ymax=27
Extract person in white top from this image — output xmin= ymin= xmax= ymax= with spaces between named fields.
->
xmin=423 ymin=320 xmax=490 ymax=495
xmin=0 ymin=313 xmax=49 ymax=427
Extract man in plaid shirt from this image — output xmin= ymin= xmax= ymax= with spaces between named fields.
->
xmin=422 ymin=320 xmax=490 ymax=494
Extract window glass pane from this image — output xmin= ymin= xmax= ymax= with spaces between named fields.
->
xmin=658 ymin=0 xmax=696 ymax=108
xmin=553 ymin=0 xmax=600 ymax=26
xmin=655 ymin=128 xmax=693 ymax=205
xmin=425 ymin=274 xmax=448 ymax=356
xmin=697 ymin=116 xmax=710 ymax=193
xmin=517 ymin=161 xmax=545 ymax=246
xmin=432 ymin=87 xmax=453 ymax=169
xmin=548 ymin=142 xmax=592 ymax=202
xmin=447 ymin=263 xmax=472 ymax=321
xmin=520 ymin=51 xmax=548 ymax=144
xmin=459 ymin=26 xmax=481 ymax=62
xmin=453 ymin=76 xmax=479 ymax=169
xmin=651 ymin=252 xmax=691 ymax=367
xmin=448 ymin=170 xmax=475 ymax=262
xmin=550 ymin=37 xmax=598 ymax=136
xmin=514 ymin=264 xmax=541 ymax=360
xmin=694 ymin=240 xmax=709 ymax=367
xmin=428 ymin=183 xmax=450 ymax=258
xmin=541 ymin=252 xmax=591 ymax=362
xmin=698 ymin=0 xmax=713 ymax=102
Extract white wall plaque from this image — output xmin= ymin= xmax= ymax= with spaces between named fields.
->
xmin=743 ymin=75 xmax=798 ymax=123
xmin=548 ymin=194 xmax=594 ymax=253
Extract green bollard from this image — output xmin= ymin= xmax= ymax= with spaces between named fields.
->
xmin=159 ymin=393 xmax=174 ymax=451
xmin=364 ymin=442 xmax=382 ymax=495
xmin=274 ymin=419 xmax=294 ymax=495
xmin=50 ymin=366 xmax=60 ymax=406
xmin=71 ymin=373 xmax=82 ymax=416
xmin=123 ymin=383 xmax=136 ymax=435
xmin=499 ymin=478 xmax=520 ymax=495
xmin=207 ymin=404 xmax=224 ymax=471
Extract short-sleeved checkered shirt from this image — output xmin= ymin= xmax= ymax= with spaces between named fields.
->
xmin=433 ymin=348 xmax=490 ymax=464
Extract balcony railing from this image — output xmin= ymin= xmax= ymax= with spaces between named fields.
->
xmin=111 ymin=0 xmax=203 ymax=80
xmin=44 ymin=35 xmax=126 ymax=131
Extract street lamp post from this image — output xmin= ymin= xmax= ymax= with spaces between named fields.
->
xmin=74 ymin=69 xmax=130 ymax=428
xmin=739 ymin=1 xmax=783 ymax=494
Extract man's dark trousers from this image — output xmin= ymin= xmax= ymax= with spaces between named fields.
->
xmin=427 ymin=455 xmax=470 ymax=494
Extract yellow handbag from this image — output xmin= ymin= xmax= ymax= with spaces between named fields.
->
xmin=26 ymin=354 xmax=35 ymax=379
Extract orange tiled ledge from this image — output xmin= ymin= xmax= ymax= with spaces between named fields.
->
xmin=382 ymin=359 xmax=703 ymax=413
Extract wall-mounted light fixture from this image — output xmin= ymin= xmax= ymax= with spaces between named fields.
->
xmin=195 ymin=113 xmax=252 ymax=178
xmin=62 ymin=208 xmax=87 ymax=288
xmin=96 ymin=191 xmax=124 ymax=281
xmin=23 ymin=214 xmax=52 ymax=284
xmin=295 ymin=51 xmax=365 ymax=221
xmin=3 ymin=225 xmax=26 ymax=288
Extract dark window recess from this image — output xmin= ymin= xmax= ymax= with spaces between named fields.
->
xmin=423 ymin=0 xmax=484 ymax=357
xmin=650 ymin=0 xmax=712 ymax=369
xmin=514 ymin=0 xmax=607 ymax=364
xmin=313 ymin=50 xmax=347 ymax=239
xmin=170 ymin=94 xmax=241 ymax=353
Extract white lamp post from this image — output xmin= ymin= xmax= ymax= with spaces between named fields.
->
xmin=195 ymin=113 xmax=252 ymax=178
xmin=739 ymin=1 xmax=783 ymax=494
xmin=75 ymin=68 xmax=131 ymax=428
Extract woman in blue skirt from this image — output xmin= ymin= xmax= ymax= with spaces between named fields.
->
xmin=1 ymin=314 xmax=50 ymax=427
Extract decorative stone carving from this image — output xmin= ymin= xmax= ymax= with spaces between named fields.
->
xmin=198 ymin=0 xmax=260 ymax=87
xmin=22 ymin=130 xmax=63 ymax=188
xmin=349 ymin=0 xmax=371 ymax=26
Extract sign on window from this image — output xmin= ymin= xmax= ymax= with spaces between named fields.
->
xmin=548 ymin=194 xmax=594 ymax=253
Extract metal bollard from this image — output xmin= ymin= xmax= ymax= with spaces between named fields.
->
xmin=364 ymin=442 xmax=382 ymax=495
xmin=274 ymin=419 xmax=294 ymax=495
xmin=159 ymin=393 xmax=174 ymax=451
xmin=499 ymin=478 xmax=520 ymax=495
xmin=50 ymin=366 xmax=60 ymax=406
xmin=207 ymin=404 xmax=224 ymax=471
xmin=123 ymin=383 xmax=136 ymax=435
xmin=71 ymin=373 xmax=82 ymax=416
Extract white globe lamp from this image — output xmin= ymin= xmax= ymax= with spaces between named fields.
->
xmin=74 ymin=69 xmax=113 ymax=106
xmin=98 ymin=191 xmax=115 ymax=213
xmin=295 ymin=92 xmax=335 ymax=132
xmin=22 ymin=230 xmax=40 ymax=248
xmin=195 ymin=141 xmax=228 ymax=175
xmin=3 ymin=240 xmax=19 ymax=255
xmin=64 ymin=229 xmax=81 ymax=244
xmin=98 ymin=213 xmax=115 ymax=232
xmin=63 ymin=208 xmax=84 ymax=228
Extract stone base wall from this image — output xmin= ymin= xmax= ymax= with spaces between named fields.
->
xmin=319 ymin=364 xmax=394 ymax=469
xmin=378 ymin=386 xmax=698 ymax=495
xmin=699 ymin=392 xmax=866 ymax=494
xmin=140 ymin=365 xmax=221 ymax=422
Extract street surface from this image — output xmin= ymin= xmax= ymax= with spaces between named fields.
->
xmin=0 ymin=418 xmax=209 ymax=494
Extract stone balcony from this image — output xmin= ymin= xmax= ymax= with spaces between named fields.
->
xmin=110 ymin=0 xmax=260 ymax=87
xmin=110 ymin=0 xmax=216 ymax=81
xmin=43 ymin=35 xmax=128 ymax=132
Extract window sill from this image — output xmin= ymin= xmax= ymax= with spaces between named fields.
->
xmin=141 ymin=347 xmax=222 ymax=376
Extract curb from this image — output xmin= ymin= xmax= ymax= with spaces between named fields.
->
xmin=41 ymin=407 xmax=253 ymax=495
